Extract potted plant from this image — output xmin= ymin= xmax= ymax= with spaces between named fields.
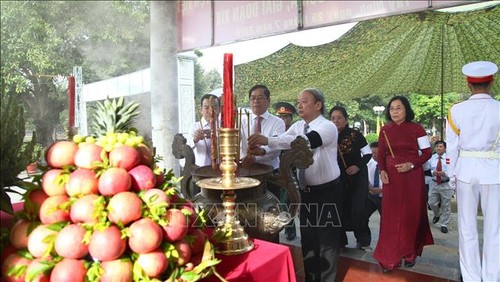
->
xmin=25 ymin=143 xmax=43 ymax=174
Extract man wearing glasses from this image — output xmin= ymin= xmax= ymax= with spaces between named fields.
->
xmin=240 ymin=85 xmax=285 ymax=171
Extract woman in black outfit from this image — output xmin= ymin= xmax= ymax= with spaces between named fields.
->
xmin=330 ymin=106 xmax=372 ymax=250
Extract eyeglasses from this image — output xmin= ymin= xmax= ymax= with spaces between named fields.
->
xmin=389 ymin=107 xmax=404 ymax=112
xmin=250 ymin=96 xmax=268 ymax=102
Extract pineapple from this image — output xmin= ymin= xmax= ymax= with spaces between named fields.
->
xmin=91 ymin=96 xmax=140 ymax=136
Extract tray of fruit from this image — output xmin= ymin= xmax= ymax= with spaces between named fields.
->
xmin=1 ymin=98 xmax=223 ymax=282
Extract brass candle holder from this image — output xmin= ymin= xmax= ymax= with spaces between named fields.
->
xmin=196 ymin=128 xmax=259 ymax=255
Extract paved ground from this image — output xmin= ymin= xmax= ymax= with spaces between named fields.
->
xmin=279 ymin=196 xmax=478 ymax=281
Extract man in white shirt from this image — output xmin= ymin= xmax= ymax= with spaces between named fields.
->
xmin=427 ymin=140 xmax=453 ymax=234
xmin=240 ymin=85 xmax=285 ymax=171
xmin=358 ymin=141 xmax=382 ymax=251
xmin=190 ymin=94 xmax=220 ymax=167
xmin=446 ymin=61 xmax=499 ymax=282
xmin=248 ymin=88 xmax=342 ymax=282
xmin=366 ymin=142 xmax=382 ymax=214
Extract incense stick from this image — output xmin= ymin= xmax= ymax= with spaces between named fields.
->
xmin=197 ymin=111 xmax=209 ymax=152
xmin=208 ymin=97 xmax=218 ymax=170
xmin=236 ymin=108 xmax=242 ymax=164
xmin=383 ymin=131 xmax=395 ymax=158
xmin=338 ymin=147 xmax=348 ymax=170
xmin=246 ymin=109 xmax=250 ymax=137
xmin=338 ymin=147 xmax=352 ymax=183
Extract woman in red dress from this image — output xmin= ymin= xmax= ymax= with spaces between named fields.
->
xmin=373 ymin=96 xmax=434 ymax=271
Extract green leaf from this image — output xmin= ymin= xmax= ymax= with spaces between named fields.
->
xmin=85 ymin=261 xmax=103 ymax=282
xmin=132 ymin=261 xmax=151 ymax=282
xmin=25 ymin=259 xmax=55 ymax=282
xmin=6 ymin=264 xmax=27 ymax=279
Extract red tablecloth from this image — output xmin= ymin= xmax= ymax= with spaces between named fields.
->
xmin=205 ymin=238 xmax=297 ymax=282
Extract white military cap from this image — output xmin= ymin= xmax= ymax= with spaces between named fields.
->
xmin=462 ymin=61 xmax=498 ymax=83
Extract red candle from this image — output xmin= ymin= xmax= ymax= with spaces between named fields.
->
xmin=223 ymin=53 xmax=234 ymax=128
xmin=68 ymin=76 xmax=76 ymax=128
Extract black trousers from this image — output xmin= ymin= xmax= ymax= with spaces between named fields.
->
xmin=339 ymin=168 xmax=370 ymax=247
xmin=358 ymin=194 xmax=382 ymax=246
xmin=300 ymin=178 xmax=343 ymax=282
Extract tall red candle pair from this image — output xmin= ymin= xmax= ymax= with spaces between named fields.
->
xmin=222 ymin=53 xmax=234 ymax=129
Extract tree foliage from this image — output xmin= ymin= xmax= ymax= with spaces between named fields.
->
xmin=1 ymin=1 xmax=150 ymax=147
xmin=194 ymin=59 xmax=222 ymax=106
xmin=0 ymin=81 xmax=38 ymax=214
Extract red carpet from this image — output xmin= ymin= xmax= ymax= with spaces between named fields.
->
xmin=287 ymin=245 xmax=455 ymax=282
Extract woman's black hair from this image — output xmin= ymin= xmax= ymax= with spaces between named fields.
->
xmin=385 ymin=95 xmax=415 ymax=122
xmin=328 ymin=105 xmax=348 ymax=120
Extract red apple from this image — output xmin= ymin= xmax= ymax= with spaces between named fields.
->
xmin=135 ymin=249 xmax=168 ymax=278
xmin=173 ymin=239 xmax=192 ymax=266
xmin=154 ymin=171 xmax=166 ymax=187
xmin=1 ymin=253 xmax=31 ymax=282
xmin=190 ymin=253 xmax=203 ymax=267
xmin=88 ymin=225 xmax=126 ymax=261
xmin=39 ymin=195 xmax=70 ymax=224
xmin=54 ymin=224 xmax=88 ymax=259
xmin=109 ymin=145 xmax=140 ymax=171
xmin=74 ymin=143 xmax=104 ymax=169
xmin=180 ymin=204 xmax=198 ymax=230
xmin=129 ymin=165 xmax=156 ymax=191
xmin=141 ymin=188 xmax=169 ymax=206
xmin=70 ymin=194 xmax=100 ymax=224
xmin=98 ymin=167 xmax=131 ymax=196
xmin=50 ymin=258 xmax=86 ymax=282
xmin=66 ymin=168 xmax=99 ymax=197
xmin=107 ymin=192 xmax=142 ymax=226
xmin=188 ymin=228 xmax=207 ymax=255
xmin=27 ymin=224 xmax=58 ymax=258
xmin=41 ymin=169 xmax=67 ymax=196
xmin=9 ymin=219 xmax=36 ymax=249
xmin=162 ymin=208 xmax=189 ymax=242
xmin=128 ymin=218 xmax=163 ymax=254
xmin=100 ymin=259 xmax=133 ymax=282
xmin=24 ymin=189 xmax=49 ymax=218
xmin=45 ymin=141 xmax=78 ymax=168
xmin=136 ymin=143 xmax=153 ymax=165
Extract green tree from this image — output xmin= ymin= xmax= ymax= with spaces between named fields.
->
xmin=327 ymin=94 xmax=390 ymax=134
xmin=1 ymin=1 xmax=150 ymax=147
xmin=194 ymin=62 xmax=222 ymax=102
xmin=409 ymin=93 xmax=462 ymax=137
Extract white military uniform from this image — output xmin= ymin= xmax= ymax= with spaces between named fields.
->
xmin=446 ymin=61 xmax=500 ymax=282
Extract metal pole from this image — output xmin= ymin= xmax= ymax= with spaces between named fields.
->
xmin=440 ymin=18 xmax=445 ymax=139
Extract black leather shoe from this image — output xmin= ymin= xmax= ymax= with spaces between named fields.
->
xmin=441 ymin=226 xmax=448 ymax=233
xmin=404 ymin=261 xmax=415 ymax=267
xmin=432 ymin=216 xmax=440 ymax=224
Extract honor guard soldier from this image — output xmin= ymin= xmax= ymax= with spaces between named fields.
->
xmin=446 ymin=61 xmax=500 ymax=282
xmin=275 ymin=102 xmax=297 ymax=130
